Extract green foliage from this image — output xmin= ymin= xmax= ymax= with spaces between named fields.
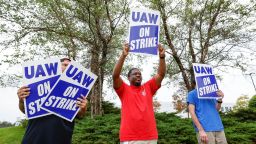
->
xmin=72 ymin=100 xmax=121 ymax=143
xmin=84 ymin=100 xmax=120 ymax=116
xmin=72 ymin=114 xmax=121 ymax=144
xmin=226 ymin=108 xmax=256 ymax=123
xmin=223 ymin=117 xmax=256 ymax=143
xmin=0 ymin=121 xmax=14 ymax=128
xmin=72 ymin=113 xmax=197 ymax=144
xmin=17 ymin=118 xmax=28 ymax=128
xmin=222 ymin=103 xmax=256 ymax=143
xmin=102 ymin=101 xmax=120 ymax=115
xmin=226 ymin=95 xmax=256 ymax=123
xmin=71 ymin=101 xmax=256 ymax=143
xmin=72 ymin=111 xmax=256 ymax=143
xmin=248 ymin=95 xmax=256 ymax=109
xmin=0 ymin=126 xmax=24 ymax=144
xmin=156 ymin=113 xmax=196 ymax=143
xmin=233 ymin=95 xmax=250 ymax=111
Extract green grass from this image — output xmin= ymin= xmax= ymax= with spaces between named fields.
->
xmin=0 ymin=126 xmax=24 ymax=144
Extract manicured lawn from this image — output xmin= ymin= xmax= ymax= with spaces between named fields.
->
xmin=0 ymin=126 xmax=24 ymax=144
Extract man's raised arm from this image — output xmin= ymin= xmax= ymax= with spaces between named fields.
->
xmin=112 ymin=43 xmax=129 ymax=89
xmin=154 ymin=44 xmax=166 ymax=86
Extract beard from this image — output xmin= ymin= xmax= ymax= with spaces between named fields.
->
xmin=134 ymin=82 xmax=141 ymax=86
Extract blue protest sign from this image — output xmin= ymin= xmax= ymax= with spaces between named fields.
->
xmin=41 ymin=61 xmax=97 ymax=122
xmin=128 ymin=8 xmax=160 ymax=55
xmin=25 ymin=76 xmax=60 ymax=118
xmin=193 ymin=63 xmax=219 ymax=99
xmin=22 ymin=58 xmax=61 ymax=119
xmin=41 ymin=80 xmax=89 ymax=120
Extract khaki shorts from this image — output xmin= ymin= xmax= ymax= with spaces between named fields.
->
xmin=196 ymin=131 xmax=227 ymax=144
xmin=120 ymin=140 xmax=157 ymax=144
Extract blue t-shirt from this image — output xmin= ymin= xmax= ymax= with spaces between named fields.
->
xmin=187 ymin=89 xmax=224 ymax=132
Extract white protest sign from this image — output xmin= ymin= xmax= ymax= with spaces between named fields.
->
xmin=193 ymin=63 xmax=219 ymax=99
xmin=22 ymin=58 xmax=61 ymax=119
xmin=41 ymin=61 xmax=97 ymax=122
xmin=128 ymin=8 xmax=160 ymax=55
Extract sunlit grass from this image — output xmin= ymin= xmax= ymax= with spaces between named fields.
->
xmin=0 ymin=126 xmax=24 ymax=144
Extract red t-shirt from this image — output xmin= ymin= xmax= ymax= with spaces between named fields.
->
xmin=115 ymin=78 xmax=160 ymax=141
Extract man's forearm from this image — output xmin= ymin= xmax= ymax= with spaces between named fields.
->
xmin=112 ymin=53 xmax=126 ymax=79
xmin=157 ymin=57 xmax=166 ymax=78
xmin=189 ymin=105 xmax=204 ymax=131
xmin=190 ymin=112 xmax=204 ymax=131
xmin=19 ymin=99 xmax=25 ymax=114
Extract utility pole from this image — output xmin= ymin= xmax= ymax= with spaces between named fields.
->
xmin=248 ymin=73 xmax=256 ymax=93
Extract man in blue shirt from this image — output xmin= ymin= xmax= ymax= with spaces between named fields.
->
xmin=187 ymin=80 xmax=227 ymax=144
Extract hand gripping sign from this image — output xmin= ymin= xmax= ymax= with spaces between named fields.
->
xmin=128 ymin=8 xmax=160 ymax=55
xmin=41 ymin=61 xmax=97 ymax=122
xmin=193 ymin=63 xmax=219 ymax=99
xmin=22 ymin=58 xmax=61 ymax=119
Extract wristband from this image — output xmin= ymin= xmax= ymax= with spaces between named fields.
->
xmin=160 ymin=56 xmax=165 ymax=59
xmin=217 ymin=100 xmax=222 ymax=104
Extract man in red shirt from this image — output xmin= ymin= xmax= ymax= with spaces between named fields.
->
xmin=112 ymin=43 xmax=166 ymax=143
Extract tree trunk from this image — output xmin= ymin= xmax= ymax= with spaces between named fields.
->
xmin=89 ymin=46 xmax=103 ymax=117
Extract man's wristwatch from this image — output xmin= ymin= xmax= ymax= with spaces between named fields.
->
xmin=217 ymin=100 xmax=223 ymax=103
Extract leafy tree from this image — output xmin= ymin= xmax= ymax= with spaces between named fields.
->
xmin=225 ymin=95 xmax=256 ymax=123
xmin=139 ymin=0 xmax=256 ymax=110
xmin=153 ymin=97 xmax=161 ymax=112
xmin=0 ymin=0 xmax=129 ymax=116
xmin=172 ymin=93 xmax=187 ymax=112
xmin=233 ymin=95 xmax=249 ymax=111
xmin=248 ymin=95 xmax=256 ymax=109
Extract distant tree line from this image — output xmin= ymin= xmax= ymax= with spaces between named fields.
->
xmin=0 ymin=121 xmax=14 ymax=128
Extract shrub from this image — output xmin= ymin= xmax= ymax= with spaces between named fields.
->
xmin=72 ymin=114 xmax=120 ymax=144
xmin=248 ymin=95 xmax=256 ymax=109
xmin=17 ymin=119 xmax=28 ymax=129
xmin=226 ymin=108 xmax=256 ymax=122
xmin=72 ymin=102 xmax=256 ymax=143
